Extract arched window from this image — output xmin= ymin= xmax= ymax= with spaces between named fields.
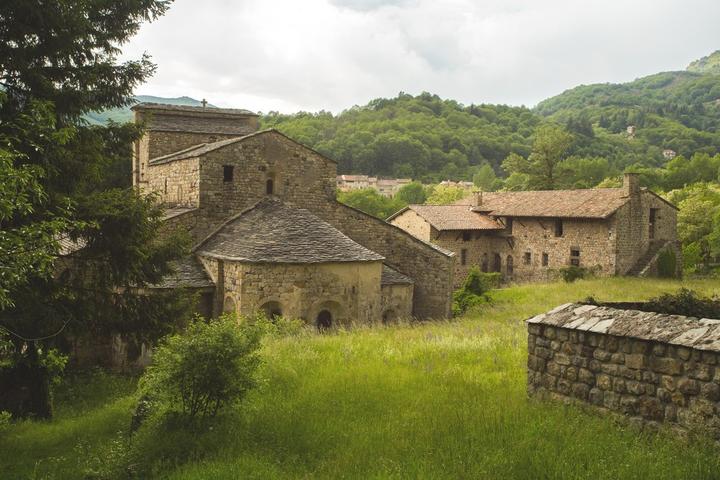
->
xmin=493 ymin=253 xmax=501 ymax=273
xmin=481 ymin=253 xmax=489 ymax=273
xmin=316 ymin=310 xmax=332 ymax=331
xmin=266 ymin=178 xmax=274 ymax=195
xmin=506 ymin=255 xmax=514 ymax=276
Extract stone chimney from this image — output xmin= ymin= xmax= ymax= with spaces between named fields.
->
xmin=472 ymin=190 xmax=483 ymax=207
xmin=623 ymin=172 xmax=640 ymax=197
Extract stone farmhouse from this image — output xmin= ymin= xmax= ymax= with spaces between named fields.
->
xmin=336 ymin=175 xmax=412 ymax=196
xmin=388 ymin=173 xmax=680 ymax=287
xmin=132 ymin=103 xmax=455 ymax=326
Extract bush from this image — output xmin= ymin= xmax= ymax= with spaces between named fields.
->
xmin=139 ymin=314 xmax=262 ymax=420
xmin=559 ymin=266 xmax=587 ymax=283
xmin=657 ymin=248 xmax=678 ymax=278
xmin=0 ymin=410 xmax=10 ymax=432
xmin=452 ymin=268 xmax=501 ymax=316
xmin=646 ymin=288 xmax=720 ymax=318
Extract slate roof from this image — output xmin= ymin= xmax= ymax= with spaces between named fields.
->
xmin=148 ymin=129 xmax=338 ymax=165
xmin=381 ymin=265 xmax=414 ymax=285
xmin=132 ymin=102 xmax=257 ymax=116
xmin=457 ymin=188 xmax=634 ymax=219
xmin=150 ymin=256 xmax=215 ymax=289
xmin=387 ymin=205 xmax=504 ymax=231
xmin=528 ymin=303 xmax=720 ymax=352
xmin=196 ymin=198 xmax=384 ymax=264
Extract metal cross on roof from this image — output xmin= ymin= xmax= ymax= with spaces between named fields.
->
xmin=201 ymin=98 xmax=207 ymax=108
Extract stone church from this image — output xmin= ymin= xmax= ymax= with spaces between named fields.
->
xmin=388 ymin=173 xmax=681 ymax=287
xmin=133 ymin=103 xmax=455 ymax=326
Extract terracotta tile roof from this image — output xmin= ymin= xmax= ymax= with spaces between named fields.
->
xmin=381 ymin=265 xmax=414 ymax=285
xmin=150 ymin=256 xmax=215 ymax=289
xmin=196 ymin=198 xmax=384 ymax=264
xmin=456 ymin=188 xmax=634 ymax=219
xmin=388 ymin=205 xmax=504 ymax=231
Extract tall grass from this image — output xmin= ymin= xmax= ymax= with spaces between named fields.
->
xmin=2 ymin=278 xmax=720 ymax=479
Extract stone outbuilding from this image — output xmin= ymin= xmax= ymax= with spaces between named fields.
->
xmin=133 ymin=103 xmax=451 ymax=326
xmin=389 ymin=174 xmax=681 ymax=287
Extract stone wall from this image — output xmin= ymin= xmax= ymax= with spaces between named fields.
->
xmin=146 ymin=157 xmax=201 ymax=207
xmin=612 ymin=192 xmax=679 ymax=275
xmin=200 ymin=256 xmax=386 ymax=326
xmin=320 ymin=202 xmax=455 ymax=319
xmin=527 ymin=303 xmax=720 ymax=436
xmin=381 ymin=283 xmax=414 ymax=322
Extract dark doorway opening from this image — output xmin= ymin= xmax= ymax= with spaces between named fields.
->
xmin=316 ymin=310 xmax=332 ymax=331
xmin=266 ymin=178 xmax=274 ymax=195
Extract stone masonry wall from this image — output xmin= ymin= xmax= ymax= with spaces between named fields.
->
xmin=527 ymin=303 xmax=720 ymax=436
xmin=319 ymin=202 xmax=455 ymax=320
xmin=146 ymin=157 xmax=200 ymax=207
xmin=612 ymin=192 xmax=678 ymax=275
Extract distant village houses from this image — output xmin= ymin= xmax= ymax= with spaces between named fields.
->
xmin=389 ymin=173 xmax=681 ymax=288
xmin=336 ymin=175 xmax=412 ymax=197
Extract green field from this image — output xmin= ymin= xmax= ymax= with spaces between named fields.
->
xmin=3 ymin=278 xmax=720 ymax=479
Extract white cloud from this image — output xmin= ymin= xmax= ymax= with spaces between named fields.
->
xmin=121 ymin=0 xmax=720 ymax=113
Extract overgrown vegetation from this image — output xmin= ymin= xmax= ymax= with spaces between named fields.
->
xmin=452 ymin=267 xmax=501 ymax=316
xmin=3 ymin=278 xmax=720 ymax=479
xmin=644 ymin=288 xmax=720 ymax=318
xmin=138 ymin=315 xmax=262 ymax=421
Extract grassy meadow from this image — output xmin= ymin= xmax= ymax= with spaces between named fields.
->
xmin=3 ymin=277 xmax=720 ymax=479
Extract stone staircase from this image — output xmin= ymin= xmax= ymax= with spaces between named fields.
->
xmin=626 ymin=240 xmax=668 ymax=276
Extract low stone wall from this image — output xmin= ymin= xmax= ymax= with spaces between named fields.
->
xmin=527 ymin=303 xmax=720 ymax=436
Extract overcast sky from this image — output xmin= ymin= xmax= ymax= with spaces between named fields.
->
xmin=121 ymin=0 xmax=720 ymax=114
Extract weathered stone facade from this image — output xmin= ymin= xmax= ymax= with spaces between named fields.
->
xmin=134 ymin=103 xmax=454 ymax=324
xmin=390 ymin=174 xmax=680 ymax=287
xmin=527 ymin=303 xmax=720 ymax=436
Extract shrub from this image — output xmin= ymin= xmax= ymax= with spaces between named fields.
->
xmin=0 ymin=410 xmax=10 ymax=432
xmin=646 ymin=288 xmax=720 ymax=318
xmin=452 ymin=268 xmax=501 ymax=316
xmin=657 ymin=248 xmax=678 ymax=278
xmin=559 ymin=265 xmax=587 ymax=283
xmin=139 ymin=314 xmax=262 ymax=420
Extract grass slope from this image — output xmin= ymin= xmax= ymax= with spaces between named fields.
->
xmin=3 ymin=278 xmax=720 ymax=479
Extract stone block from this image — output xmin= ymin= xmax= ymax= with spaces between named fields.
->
xmin=564 ymin=366 xmax=578 ymax=381
xmin=700 ymin=382 xmax=720 ymax=402
xmin=588 ymin=359 xmax=602 ymax=373
xmin=601 ymin=364 xmax=620 ymax=376
xmin=660 ymin=375 xmax=676 ymax=392
xmin=535 ymin=347 xmax=553 ymax=360
xmin=597 ymin=374 xmax=612 ymax=391
xmin=578 ymin=368 xmax=595 ymax=385
xmin=603 ymin=391 xmax=619 ymax=410
xmin=702 ymin=351 xmax=718 ymax=365
xmin=528 ymin=325 xmax=542 ymax=335
xmin=665 ymin=404 xmax=677 ymax=422
xmin=613 ymin=379 xmax=627 ymax=394
xmin=550 ymin=341 xmax=562 ymax=352
xmin=554 ymin=353 xmax=571 ymax=366
xmin=593 ymin=349 xmax=612 ymax=361
xmin=677 ymin=347 xmax=691 ymax=361
xmin=545 ymin=328 xmax=556 ymax=340
xmin=572 ymin=382 xmax=590 ymax=400
xmin=626 ymin=380 xmax=645 ymax=395
xmin=651 ymin=357 xmax=682 ymax=376
xmin=620 ymin=395 xmax=638 ymax=414
xmin=589 ymin=387 xmax=604 ymax=405
xmin=678 ymin=378 xmax=700 ymax=395
xmin=625 ymin=354 xmax=645 ymax=370
xmin=557 ymin=378 xmax=572 ymax=395
xmin=656 ymin=388 xmax=671 ymax=402
xmin=652 ymin=344 xmax=666 ymax=357
xmin=642 ymin=371 xmax=658 ymax=384
xmin=611 ymin=353 xmax=626 ymax=364
xmin=638 ymin=397 xmax=664 ymax=421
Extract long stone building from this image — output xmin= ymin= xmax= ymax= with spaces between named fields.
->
xmin=388 ymin=174 xmax=680 ymax=287
xmin=132 ymin=103 xmax=454 ymax=325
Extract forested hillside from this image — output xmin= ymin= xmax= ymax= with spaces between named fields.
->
xmin=262 ymin=94 xmax=538 ymax=183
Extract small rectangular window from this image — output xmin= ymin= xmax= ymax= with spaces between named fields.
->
xmin=571 ymin=249 xmax=580 ymax=257
xmin=461 ymin=248 xmax=467 ymax=266
xmin=554 ymin=219 xmax=563 ymax=237
xmin=223 ymin=165 xmax=234 ymax=182
xmin=570 ymin=258 xmax=580 ymax=267
xmin=570 ymin=248 xmax=580 ymax=267
xmin=523 ymin=252 xmax=531 ymax=265
xmin=542 ymin=253 xmax=549 ymax=266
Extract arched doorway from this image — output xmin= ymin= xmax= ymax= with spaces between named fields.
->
xmin=481 ymin=253 xmax=489 ymax=273
xmin=265 ymin=178 xmax=274 ymax=195
xmin=260 ymin=301 xmax=283 ymax=320
xmin=316 ymin=310 xmax=332 ymax=331
xmin=223 ymin=296 xmax=236 ymax=314
xmin=382 ymin=309 xmax=397 ymax=325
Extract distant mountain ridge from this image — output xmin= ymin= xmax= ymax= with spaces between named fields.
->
xmin=84 ymin=95 xmax=215 ymax=124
